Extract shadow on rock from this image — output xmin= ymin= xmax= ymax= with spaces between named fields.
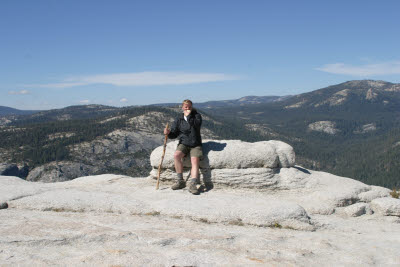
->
xmin=198 ymin=141 xmax=227 ymax=192
xmin=200 ymin=168 xmax=213 ymax=192
xmin=202 ymin=141 xmax=227 ymax=154
xmin=294 ymin=166 xmax=311 ymax=174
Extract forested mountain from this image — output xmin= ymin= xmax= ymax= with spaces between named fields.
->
xmin=204 ymin=80 xmax=400 ymax=188
xmin=3 ymin=105 xmax=122 ymax=126
xmin=0 ymin=105 xmax=264 ymax=182
xmin=1 ymin=80 xmax=399 ymax=188
xmin=0 ymin=106 xmax=38 ymax=116
xmin=154 ymin=95 xmax=291 ymax=109
xmin=0 ymin=96 xmax=288 ymax=126
xmin=194 ymin=95 xmax=292 ymax=108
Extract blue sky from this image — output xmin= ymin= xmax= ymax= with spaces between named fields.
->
xmin=1 ymin=0 xmax=400 ymax=110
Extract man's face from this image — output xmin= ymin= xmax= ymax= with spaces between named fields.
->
xmin=182 ymin=103 xmax=192 ymax=112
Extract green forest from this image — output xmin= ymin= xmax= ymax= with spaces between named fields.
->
xmin=0 ymin=105 xmax=264 ymax=173
xmin=1 ymin=99 xmax=399 ymax=189
xmin=203 ymin=90 xmax=400 ymax=189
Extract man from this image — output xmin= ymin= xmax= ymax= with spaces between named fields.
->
xmin=164 ymin=99 xmax=203 ymax=195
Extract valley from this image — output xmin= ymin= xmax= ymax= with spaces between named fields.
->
xmin=1 ymin=80 xmax=399 ymax=188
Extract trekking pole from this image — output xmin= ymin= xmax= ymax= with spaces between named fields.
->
xmin=156 ymin=123 xmax=169 ymax=190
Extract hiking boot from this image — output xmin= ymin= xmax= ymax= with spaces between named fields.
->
xmin=171 ymin=180 xmax=186 ymax=190
xmin=188 ymin=180 xmax=200 ymax=195
xmin=0 ymin=202 xmax=8 ymax=210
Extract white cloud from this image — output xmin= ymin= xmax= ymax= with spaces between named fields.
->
xmin=31 ymin=71 xmax=241 ymax=89
xmin=316 ymin=61 xmax=400 ymax=76
xmin=120 ymin=98 xmax=128 ymax=103
xmin=37 ymin=82 xmax=88 ymax=89
xmin=79 ymin=100 xmax=90 ymax=104
xmin=9 ymin=90 xmax=30 ymax=95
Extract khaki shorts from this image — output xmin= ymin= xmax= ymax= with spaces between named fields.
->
xmin=176 ymin=144 xmax=203 ymax=158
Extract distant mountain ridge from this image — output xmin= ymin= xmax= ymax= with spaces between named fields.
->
xmin=279 ymin=80 xmax=400 ymax=110
xmin=151 ymin=95 xmax=291 ymax=109
xmin=195 ymin=95 xmax=292 ymax=108
xmin=0 ymin=106 xmax=38 ymax=116
xmin=1 ymin=105 xmax=121 ymax=126
xmin=2 ymin=79 xmax=398 ymax=118
xmin=0 ymin=96 xmax=290 ymax=125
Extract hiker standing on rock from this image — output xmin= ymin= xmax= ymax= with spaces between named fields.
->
xmin=164 ymin=99 xmax=203 ymax=195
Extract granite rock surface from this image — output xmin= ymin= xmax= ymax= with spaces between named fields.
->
xmin=1 ymin=173 xmax=400 ymax=266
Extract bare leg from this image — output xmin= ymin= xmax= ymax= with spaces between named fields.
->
xmin=191 ymin=157 xmax=200 ymax=179
xmin=174 ymin=151 xmax=186 ymax=173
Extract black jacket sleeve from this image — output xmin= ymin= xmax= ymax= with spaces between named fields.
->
xmin=188 ymin=109 xmax=202 ymax=129
xmin=168 ymin=118 xmax=180 ymax=139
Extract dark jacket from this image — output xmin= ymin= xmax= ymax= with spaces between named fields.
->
xmin=168 ymin=108 xmax=202 ymax=147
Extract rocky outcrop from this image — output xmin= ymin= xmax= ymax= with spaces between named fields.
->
xmin=314 ymin=89 xmax=349 ymax=107
xmin=0 ymin=163 xmax=28 ymax=178
xmin=1 ymin=173 xmax=400 ymax=266
xmin=366 ymin=88 xmax=378 ymax=100
xmin=70 ymin=130 xmax=162 ymax=157
xmin=21 ymin=130 xmax=166 ymax=182
xmin=371 ymin=197 xmax=400 ymax=216
xmin=26 ymin=161 xmax=102 ymax=182
xmin=358 ymin=185 xmax=390 ymax=202
xmin=285 ymin=99 xmax=307 ymax=109
xmin=69 ymin=130 xmax=163 ymax=169
xmin=1 ymin=174 xmax=314 ymax=231
xmin=1 ymin=138 xmax=400 ymax=265
xmin=3 ymin=128 xmax=226 ymax=182
xmin=149 ymin=140 xmax=399 ymax=217
xmin=354 ymin=123 xmax=377 ymax=134
xmin=150 ymin=140 xmax=295 ymax=187
xmin=341 ymin=203 xmax=371 ymax=217
xmin=307 ymin=121 xmax=339 ymax=135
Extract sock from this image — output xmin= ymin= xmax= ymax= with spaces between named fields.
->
xmin=177 ymin=173 xmax=183 ymax=181
xmin=190 ymin=177 xmax=198 ymax=184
